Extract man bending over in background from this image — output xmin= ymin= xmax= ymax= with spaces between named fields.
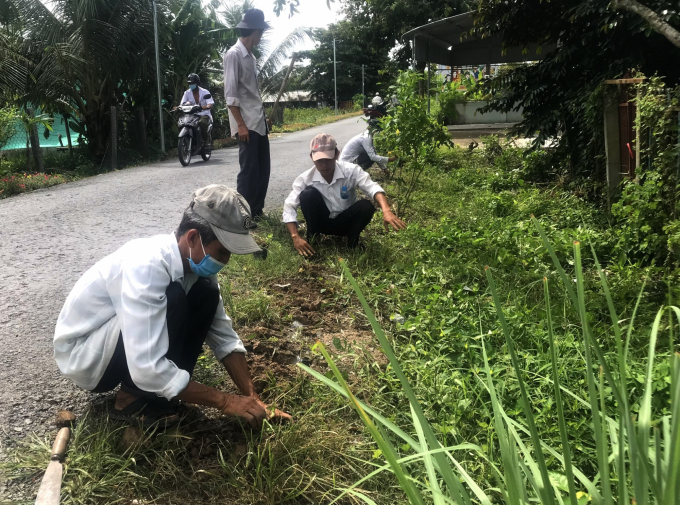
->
xmin=282 ymin=133 xmax=406 ymax=257
xmin=54 ymin=185 xmax=290 ymax=428
xmin=339 ymin=123 xmax=395 ymax=171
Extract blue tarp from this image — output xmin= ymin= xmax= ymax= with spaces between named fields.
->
xmin=1 ymin=114 xmax=81 ymax=151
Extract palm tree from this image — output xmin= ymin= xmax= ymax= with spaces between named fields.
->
xmin=5 ymin=0 xmax=160 ymax=158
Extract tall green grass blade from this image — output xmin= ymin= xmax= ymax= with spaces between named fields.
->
xmin=481 ymin=339 xmax=526 ymax=505
xmin=486 ymin=267 xmax=556 ymax=505
xmin=625 ymin=278 xmax=648 ymax=364
xmin=665 ymin=353 xmax=680 ymax=505
xmin=411 ymin=404 xmax=445 ymax=505
xmin=297 ymin=363 xmax=422 ymax=451
xmin=496 ymin=408 xmax=603 ymax=505
xmin=531 ymin=216 xmax=578 ymax=308
xmin=573 ymin=242 xmax=613 ymax=505
xmin=341 ymin=260 xmax=470 ymax=505
xmin=330 ymin=444 xmax=487 ymax=505
xmin=315 ymin=341 xmax=427 ymax=505
xmin=544 ymin=278 xmax=579 ymax=505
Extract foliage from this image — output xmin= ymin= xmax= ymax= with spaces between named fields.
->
xmin=297 ymin=21 xmax=391 ymax=103
xmin=304 ymin=246 xmax=680 ymax=504
xmin=341 ymin=0 xmax=471 ymax=68
xmin=435 ymin=80 xmax=464 ymax=125
xmin=379 ymin=71 xmax=452 ymax=216
xmin=474 ymin=0 xmax=680 ymax=183
xmin=0 ymin=171 xmax=69 ymax=198
xmin=0 ymin=106 xmax=16 ymax=149
xmin=353 ymin=93 xmax=366 ymax=110
xmin=610 ymin=76 xmax=680 ymax=266
xmin=266 ymin=106 xmax=361 ymax=133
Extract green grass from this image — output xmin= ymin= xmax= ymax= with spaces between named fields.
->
xmin=3 ymin=141 xmax=676 ymax=504
xmin=269 ymin=107 xmax=363 ymax=133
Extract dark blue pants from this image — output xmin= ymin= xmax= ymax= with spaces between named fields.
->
xmin=299 ymin=187 xmax=375 ymax=248
xmin=237 ymin=130 xmax=271 ymax=217
xmin=93 ymin=278 xmax=219 ymax=403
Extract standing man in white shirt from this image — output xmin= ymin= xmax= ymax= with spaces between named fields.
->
xmin=54 ymin=185 xmax=290 ymax=428
xmin=224 ymin=9 xmax=271 ymax=218
xmin=339 ymin=127 xmax=396 ymax=171
xmin=282 ymin=133 xmax=406 ymax=257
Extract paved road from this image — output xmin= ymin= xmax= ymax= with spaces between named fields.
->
xmin=0 ymin=116 xmax=366 ymax=443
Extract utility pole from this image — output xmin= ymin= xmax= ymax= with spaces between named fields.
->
xmin=361 ymin=64 xmax=365 ymax=108
xmin=333 ymin=37 xmax=337 ymax=115
xmin=153 ymin=0 xmax=165 ymax=152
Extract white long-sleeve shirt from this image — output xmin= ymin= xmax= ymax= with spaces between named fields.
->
xmin=282 ymin=160 xmax=385 ymax=224
xmin=339 ymin=131 xmax=389 ymax=170
xmin=223 ymin=39 xmax=267 ymax=136
xmin=54 ymin=233 xmax=245 ymax=400
xmin=180 ymin=86 xmax=214 ymax=117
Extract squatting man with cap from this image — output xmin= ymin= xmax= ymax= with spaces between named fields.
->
xmin=282 ymin=133 xmax=407 ymax=257
xmin=54 ymin=185 xmax=291 ymax=428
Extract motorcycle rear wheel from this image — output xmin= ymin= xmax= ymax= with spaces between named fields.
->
xmin=178 ymin=136 xmax=192 ymax=166
xmin=201 ymin=133 xmax=212 ymax=162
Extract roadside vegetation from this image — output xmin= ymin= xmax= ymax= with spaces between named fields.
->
xmin=4 ymin=122 xmax=677 ymax=501
xmin=269 ymin=107 xmax=363 ymax=133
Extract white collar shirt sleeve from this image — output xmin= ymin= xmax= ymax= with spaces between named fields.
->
xmin=361 ymin=133 xmax=389 ymax=170
xmin=339 ymin=132 xmax=388 ymax=170
xmin=281 ymin=161 xmax=385 ymax=224
xmin=223 ymin=40 xmax=267 ymax=136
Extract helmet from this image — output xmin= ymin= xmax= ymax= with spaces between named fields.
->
xmin=187 ymin=73 xmax=200 ymax=85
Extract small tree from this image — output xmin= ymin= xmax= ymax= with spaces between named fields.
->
xmin=16 ymin=109 xmax=53 ymax=172
xmin=379 ymin=71 xmax=452 ymax=217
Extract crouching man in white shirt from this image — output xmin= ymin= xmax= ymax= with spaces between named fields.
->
xmin=54 ymin=185 xmax=291 ymax=428
xmin=282 ymin=133 xmax=406 ymax=257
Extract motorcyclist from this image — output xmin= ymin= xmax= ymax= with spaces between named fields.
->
xmin=177 ymin=73 xmax=214 ymax=146
xmin=371 ymin=92 xmax=383 ymax=106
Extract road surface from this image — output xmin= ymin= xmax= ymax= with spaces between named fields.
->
xmin=0 ymin=116 xmax=366 ymax=444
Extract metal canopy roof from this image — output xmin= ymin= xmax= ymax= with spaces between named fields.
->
xmin=402 ymin=12 xmax=554 ymax=66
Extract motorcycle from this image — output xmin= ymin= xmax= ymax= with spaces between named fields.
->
xmin=175 ymin=101 xmax=213 ymax=166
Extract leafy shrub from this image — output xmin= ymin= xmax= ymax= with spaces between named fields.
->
xmin=0 ymin=172 xmax=70 ymax=198
xmin=0 ymin=107 xmax=17 ymax=149
xmin=380 ymin=71 xmax=453 ymax=216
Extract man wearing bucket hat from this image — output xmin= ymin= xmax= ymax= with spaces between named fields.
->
xmin=54 ymin=185 xmax=291 ymax=428
xmin=224 ymin=8 xmax=272 ymax=219
xmin=282 ymin=133 xmax=406 ymax=257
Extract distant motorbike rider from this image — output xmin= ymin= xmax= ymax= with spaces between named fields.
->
xmin=179 ymin=74 xmax=214 ymax=145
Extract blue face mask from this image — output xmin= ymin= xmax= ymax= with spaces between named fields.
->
xmin=188 ymin=236 xmax=225 ymax=277
xmin=189 ymin=84 xmax=197 ymax=91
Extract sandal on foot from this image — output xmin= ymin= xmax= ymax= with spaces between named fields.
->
xmin=112 ymin=398 xmax=180 ymax=429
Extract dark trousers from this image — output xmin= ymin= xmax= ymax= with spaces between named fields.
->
xmin=355 ymin=152 xmax=374 ymax=170
xmin=93 ymin=278 xmax=219 ymax=404
xmin=299 ymin=187 xmax=375 ymax=248
xmin=237 ymin=130 xmax=271 ymax=217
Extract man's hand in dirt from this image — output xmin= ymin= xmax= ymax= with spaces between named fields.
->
xmin=383 ymin=210 xmax=407 ymax=232
xmin=254 ymin=397 xmax=292 ymax=423
xmin=219 ymin=394 xmax=267 ymax=429
xmin=293 ymin=236 xmax=315 ymax=257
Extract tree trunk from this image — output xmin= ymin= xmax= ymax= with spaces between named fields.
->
xmin=63 ymin=114 xmax=73 ymax=157
xmin=271 ymin=54 xmax=298 ymax=126
xmin=137 ymin=107 xmax=147 ymax=156
xmin=29 ymin=122 xmax=44 ymax=172
xmin=612 ymin=0 xmax=680 ymax=49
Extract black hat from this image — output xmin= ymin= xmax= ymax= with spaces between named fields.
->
xmin=236 ymin=9 xmax=270 ymax=30
xmin=187 ymin=73 xmax=200 ymax=85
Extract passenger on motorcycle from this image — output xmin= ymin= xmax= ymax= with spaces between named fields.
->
xmin=179 ymin=74 xmax=214 ymax=145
